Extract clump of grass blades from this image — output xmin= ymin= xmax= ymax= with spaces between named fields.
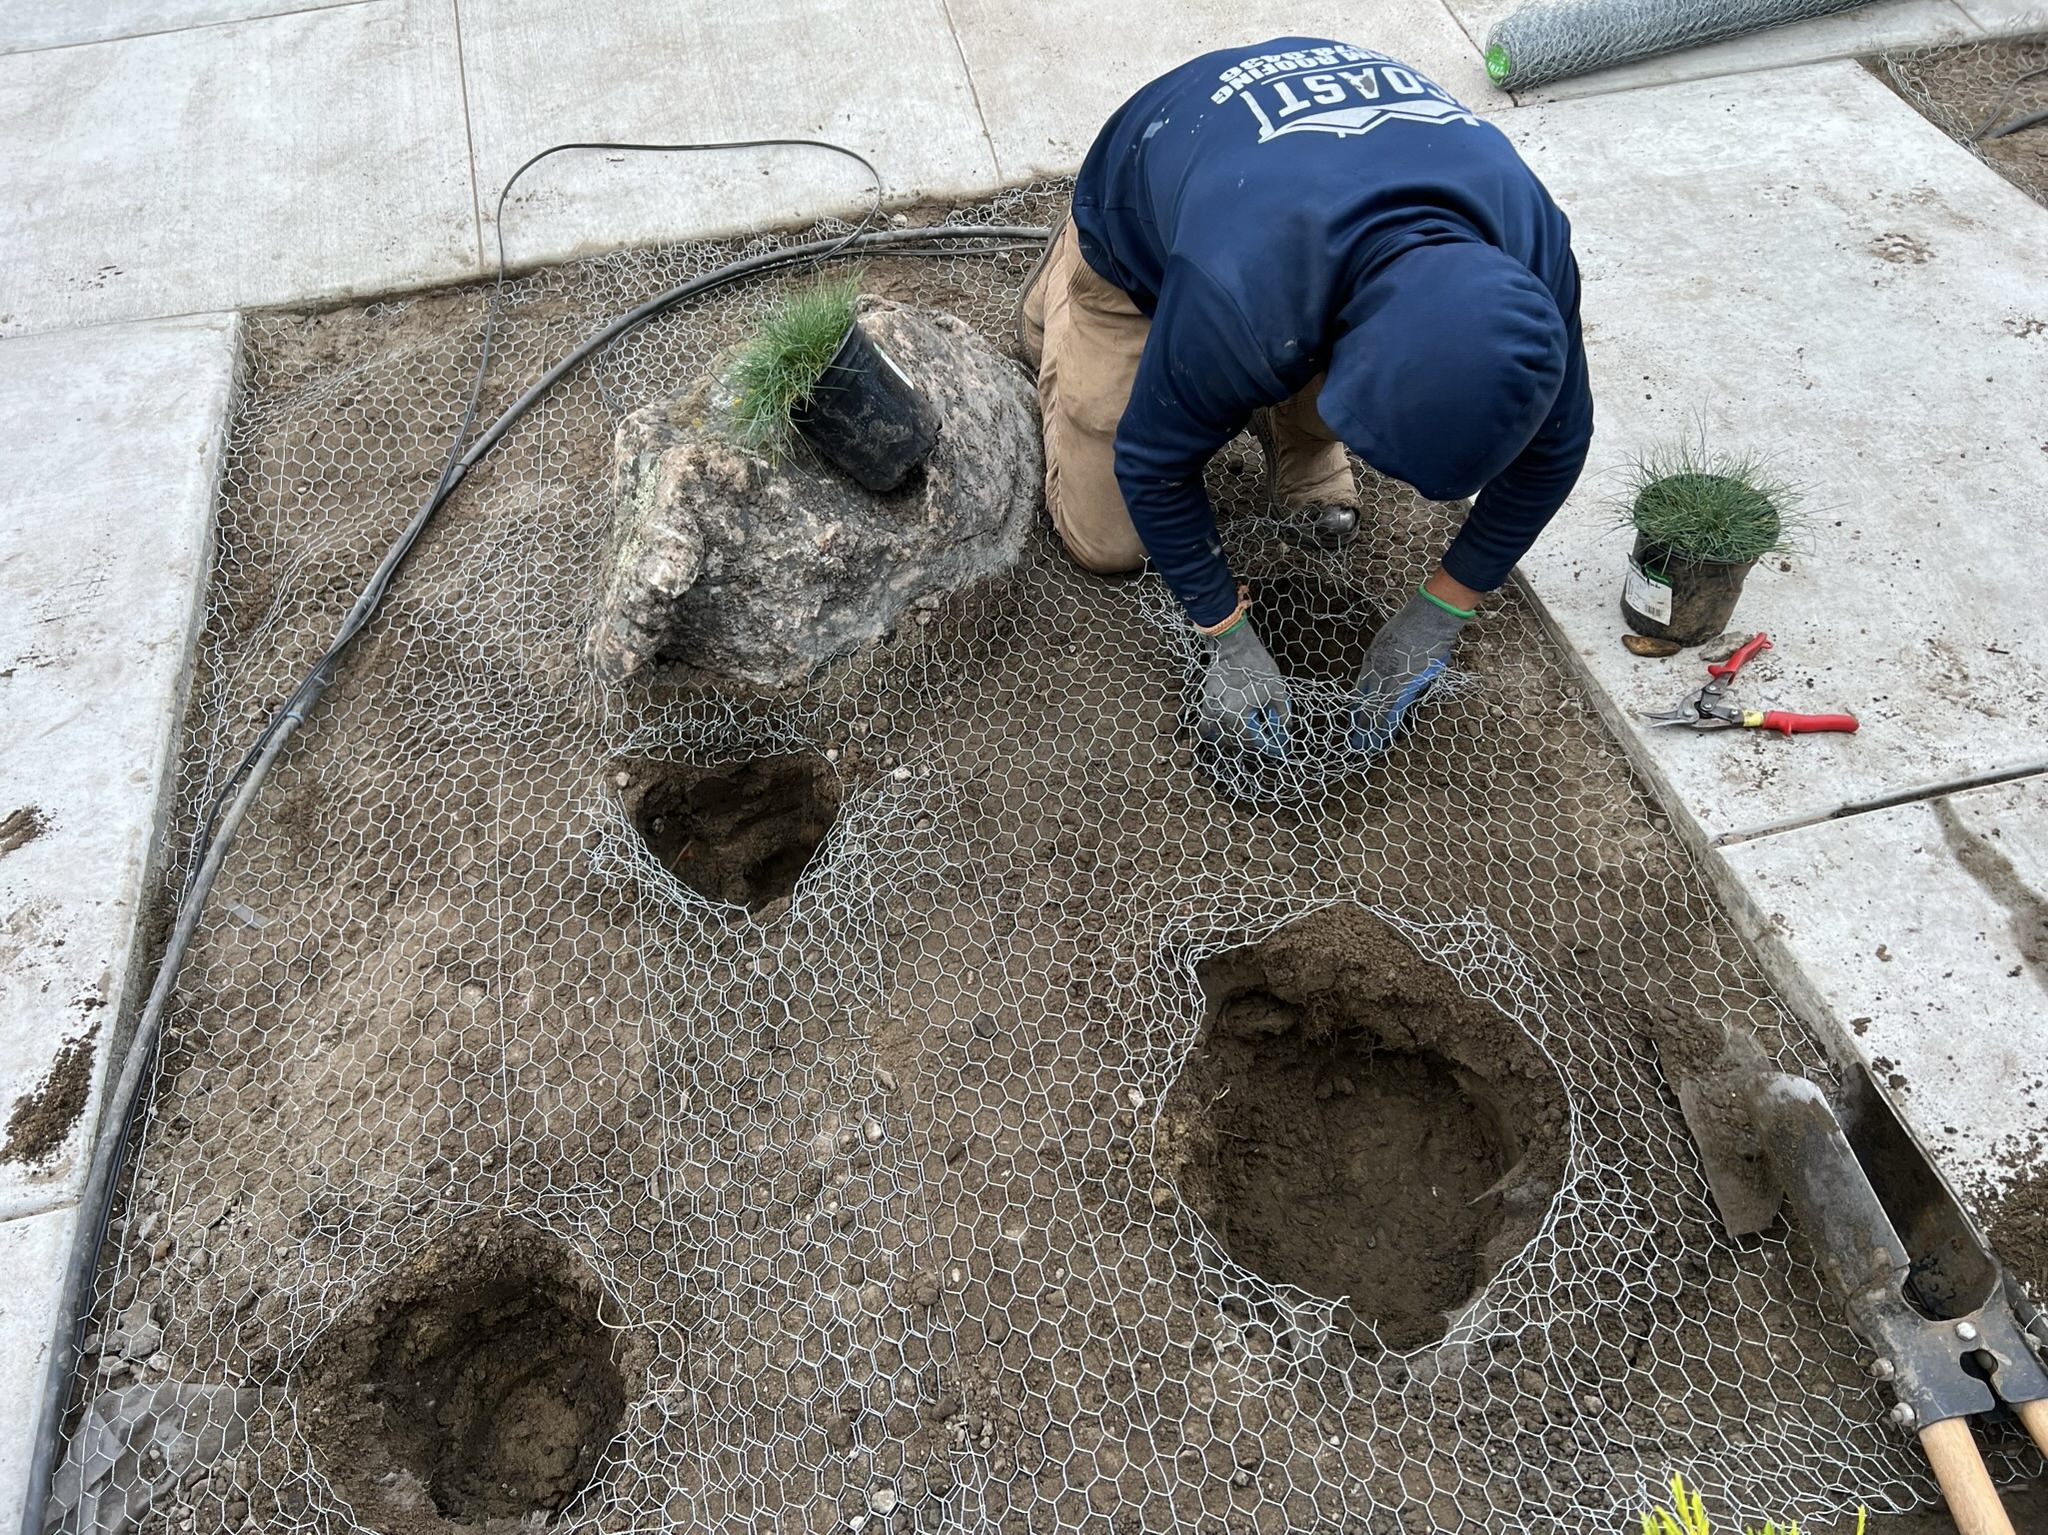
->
xmin=1619 ymin=437 xmax=1806 ymax=565
xmin=725 ymin=276 xmax=861 ymax=454
xmin=1641 ymin=1472 xmax=1865 ymax=1535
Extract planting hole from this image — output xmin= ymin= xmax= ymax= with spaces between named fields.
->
xmin=1161 ymin=905 xmax=1566 ymax=1351
xmin=1255 ymin=573 xmax=1376 ymax=685
xmin=300 ymin=1219 xmax=634 ymax=1533
xmin=626 ymin=752 xmax=841 ymax=910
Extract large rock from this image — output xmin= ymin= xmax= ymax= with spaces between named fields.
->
xmin=590 ymin=299 xmax=1040 ymax=687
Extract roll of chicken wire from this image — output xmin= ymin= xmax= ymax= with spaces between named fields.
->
xmin=1485 ymin=0 xmax=1876 ymax=90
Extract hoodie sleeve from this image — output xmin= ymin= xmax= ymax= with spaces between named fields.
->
xmin=1112 ymin=259 xmax=1288 ymax=629
xmin=1440 ymin=280 xmax=1594 ymax=593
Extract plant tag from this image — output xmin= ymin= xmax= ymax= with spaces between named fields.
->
xmin=1623 ymin=559 xmax=1672 ymax=625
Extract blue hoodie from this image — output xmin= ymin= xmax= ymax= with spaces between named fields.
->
xmin=1071 ymin=38 xmax=1593 ymax=627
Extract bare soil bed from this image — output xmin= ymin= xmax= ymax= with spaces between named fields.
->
xmin=71 ymin=187 xmax=2026 ymax=1535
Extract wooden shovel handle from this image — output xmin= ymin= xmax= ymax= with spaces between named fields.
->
xmin=2016 ymin=1397 xmax=2048 ymax=1460
xmin=1918 ymin=1416 xmax=2014 ymax=1535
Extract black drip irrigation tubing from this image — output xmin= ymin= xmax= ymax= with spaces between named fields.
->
xmin=19 ymin=131 xmax=1050 ymax=1535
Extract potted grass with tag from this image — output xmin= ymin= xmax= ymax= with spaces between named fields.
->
xmin=725 ymin=274 xmax=939 ymax=493
xmin=1616 ymin=436 xmax=1805 ymax=647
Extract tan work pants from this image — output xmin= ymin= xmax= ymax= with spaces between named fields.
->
xmin=1018 ymin=220 xmax=1357 ymax=574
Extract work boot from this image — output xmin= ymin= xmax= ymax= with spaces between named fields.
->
xmin=1293 ymin=503 xmax=1359 ymax=550
xmin=1248 ymin=408 xmax=1360 ymax=551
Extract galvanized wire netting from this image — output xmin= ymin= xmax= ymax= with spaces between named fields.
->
xmin=50 ymin=180 xmax=2021 ymax=1535
xmin=1882 ymin=33 xmax=2048 ymax=209
xmin=1484 ymin=0 xmax=1875 ymax=89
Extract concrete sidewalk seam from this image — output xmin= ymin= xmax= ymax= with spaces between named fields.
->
xmin=935 ymin=0 xmax=1006 ymax=182
xmin=1710 ymin=763 xmax=2048 ymax=848
xmin=450 ymin=0 xmax=488 ymax=280
xmin=0 ymin=0 xmax=383 ymax=59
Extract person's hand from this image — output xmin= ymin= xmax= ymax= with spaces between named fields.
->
xmin=1198 ymin=617 xmax=1291 ymax=755
xmin=1349 ymin=587 xmax=1472 ymax=755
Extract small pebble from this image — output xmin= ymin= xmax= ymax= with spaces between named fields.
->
xmin=614 ymin=770 xmax=632 ymax=788
xmin=1125 ymin=1087 xmax=1144 ymax=1109
xmin=875 ymin=1068 xmax=898 ymax=1093
xmin=869 ymin=1486 xmax=899 ymax=1515
xmin=862 ymin=1119 xmax=884 ymax=1145
xmin=825 ymin=747 xmax=840 ymax=763
xmin=891 ymin=765 xmax=912 ymax=782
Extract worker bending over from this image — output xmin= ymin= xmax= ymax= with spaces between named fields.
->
xmin=1019 ymin=38 xmax=1593 ymax=755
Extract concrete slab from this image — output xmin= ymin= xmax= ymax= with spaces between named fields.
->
xmin=1451 ymin=0 xmax=1979 ymax=102
xmin=1502 ymin=61 xmax=2048 ymax=847
xmin=0 ymin=1205 xmax=78 ymax=1533
xmin=1716 ymin=774 xmax=2048 ymax=1200
xmin=0 ymin=1 xmax=476 ymax=337
xmin=0 ymin=1 xmax=366 ymax=55
xmin=1952 ymin=0 xmax=2048 ymax=34
xmin=0 ymin=315 xmax=237 ymax=1219
xmin=457 ymin=0 xmax=1000 ymax=271
xmin=945 ymin=0 xmax=1499 ymax=181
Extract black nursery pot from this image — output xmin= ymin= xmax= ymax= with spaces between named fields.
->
xmin=790 ymin=319 xmax=941 ymax=493
xmin=1620 ymin=531 xmax=1759 ymax=646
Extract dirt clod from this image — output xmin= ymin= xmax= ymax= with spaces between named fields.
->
xmin=0 ymin=804 xmax=47 ymax=858
xmin=3 ymin=1026 xmax=98 ymax=1165
xmin=625 ymin=752 xmax=841 ymax=910
xmin=1623 ymin=634 xmax=1684 ymax=658
xmin=298 ymin=1217 xmax=637 ymax=1535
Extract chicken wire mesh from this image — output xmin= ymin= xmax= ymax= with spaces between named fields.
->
xmin=47 ymin=178 xmax=2032 ymax=1535
xmin=1483 ymin=0 xmax=1872 ymax=90
xmin=1880 ymin=32 xmax=2048 ymax=210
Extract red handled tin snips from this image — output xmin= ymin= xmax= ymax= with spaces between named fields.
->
xmin=1642 ymin=634 xmax=1859 ymax=735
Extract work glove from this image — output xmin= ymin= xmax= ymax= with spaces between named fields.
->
xmin=1197 ymin=615 xmax=1292 ymax=756
xmin=1349 ymin=587 xmax=1473 ymax=755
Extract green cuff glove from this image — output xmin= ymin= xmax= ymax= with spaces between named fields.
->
xmin=1198 ymin=617 xmax=1292 ymax=756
